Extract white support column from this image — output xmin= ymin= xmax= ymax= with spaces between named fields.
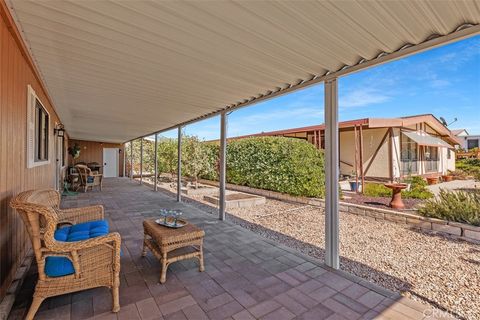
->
xmin=130 ymin=141 xmax=134 ymax=179
xmin=154 ymin=133 xmax=158 ymax=191
xmin=219 ymin=112 xmax=228 ymax=221
xmin=177 ymin=127 xmax=182 ymax=202
xmin=140 ymin=138 xmax=143 ymax=184
xmin=123 ymin=144 xmax=126 ymax=178
xmin=324 ymin=78 xmax=340 ymax=269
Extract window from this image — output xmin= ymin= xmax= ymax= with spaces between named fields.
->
xmin=447 ymin=149 xmax=451 ymax=160
xmin=35 ymin=100 xmax=49 ymax=161
xmin=424 ymin=146 xmax=438 ymax=172
xmin=467 ymin=139 xmax=479 ymax=150
xmin=27 ymin=85 xmax=50 ymax=168
xmin=61 ymin=138 xmax=65 ymax=166
xmin=400 ymin=134 xmax=418 ymax=175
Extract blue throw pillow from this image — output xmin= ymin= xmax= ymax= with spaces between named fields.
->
xmin=44 ymin=220 xmax=109 ymax=277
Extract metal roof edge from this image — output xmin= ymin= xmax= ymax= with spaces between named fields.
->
xmin=125 ymin=23 xmax=480 ymax=144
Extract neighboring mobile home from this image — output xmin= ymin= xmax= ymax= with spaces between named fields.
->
xmin=459 ymin=134 xmax=480 ymax=151
xmin=233 ymin=114 xmax=460 ymax=181
xmin=451 ymin=129 xmax=469 ymax=138
xmin=451 ymin=130 xmax=480 ymax=158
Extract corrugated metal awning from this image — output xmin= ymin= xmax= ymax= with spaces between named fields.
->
xmin=403 ymin=130 xmax=453 ymax=148
xmin=6 ymin=0 xmax=480 ymax=142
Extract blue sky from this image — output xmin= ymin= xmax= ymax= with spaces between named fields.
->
xmin=159 ymin=35 xmax=479 ymax=140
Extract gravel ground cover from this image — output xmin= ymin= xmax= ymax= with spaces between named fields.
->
xmin=151 ymin=180 xmax=479 ymax=319
xmin=426 ymin=179 xmax=479 ymax=196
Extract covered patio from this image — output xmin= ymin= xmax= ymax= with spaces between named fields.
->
xmin=9 ymin=178 xmax=429 ymax=320
xmin=1 ymin=1 xmax=479 ymax=319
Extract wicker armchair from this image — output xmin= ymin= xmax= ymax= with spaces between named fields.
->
xmin=10 ymin=190 xmax=121 ymax=320
xmin=75 ymin=164 xmax=103 ymax=192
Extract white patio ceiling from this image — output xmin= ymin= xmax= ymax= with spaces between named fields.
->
xmin=7 ymin=0 xmax=480 ymax=143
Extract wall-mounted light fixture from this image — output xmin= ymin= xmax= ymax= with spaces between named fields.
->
xmin=54 ymin=123 xmax=65 ymax=137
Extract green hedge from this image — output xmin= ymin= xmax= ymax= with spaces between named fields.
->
xmin=224 ymin=137 xmax=325 ymax=197
xmin=152 ymin=135 xmax=325 ymax=197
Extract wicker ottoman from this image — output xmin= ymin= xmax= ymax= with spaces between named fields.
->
xmin=142 ymin=219 xmax=205 ymax=283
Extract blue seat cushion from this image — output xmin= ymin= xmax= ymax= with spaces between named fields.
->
xmin=44 ymin=220 xmax=109 ymax=277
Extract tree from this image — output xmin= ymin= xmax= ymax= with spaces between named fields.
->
xmin=141 ymin=138 xmax=155 ymax=175
xmin=182 ymin=135 xmax=215 ymax=188
xmin=157 ymin=137 xmax=178 ymax=180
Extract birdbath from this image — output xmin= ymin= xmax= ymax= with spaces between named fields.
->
xmin=384 ymin=183 xmax=408 ymax=209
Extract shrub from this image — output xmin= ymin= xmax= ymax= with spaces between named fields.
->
xmin=364 ymin=176 xmax=433 ymax=199
xmin=364 ymin=183 xmax=391 ymax=197
xmin=137 ymin=135 xmax=325 ymax=197
xmin=418 ymin=189 xmax=480 ymax=226
xmin=448 ymin=170 xmax=470 ymax=180
xmin=157 ymin=137 xmax=178 ymax=178
xmin=403 ymin=176 xmax=427 ymax=187
xmin=456 ymin=158 xmax=480 ymax=178
xmin=201 ymin=143 xmax=220 ymax=181
xmin=141 ymin=138 xmax=156 ymax=174
xmin=403 ymin=176 xmax=433 ymax=199
xmin=225 ymin=137 xmax=325 ymax=197
xmin=475 ymin=171 xmax=480 ymax=182
xmin=182 ymin=135 xmax=216 ymax=187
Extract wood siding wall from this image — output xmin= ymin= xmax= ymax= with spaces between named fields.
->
xmin=0 ymin=4 xmax=65 ymax=300
xmin=69 ymin=139 xmax=125 ymax=177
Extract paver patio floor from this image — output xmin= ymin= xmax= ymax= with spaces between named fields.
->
xmin=9 ymin=178 xmax=431 ymax=320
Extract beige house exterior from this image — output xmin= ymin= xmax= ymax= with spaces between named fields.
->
xmin=233 ymin=114 xmax=460 ymax=181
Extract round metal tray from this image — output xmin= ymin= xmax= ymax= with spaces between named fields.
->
xmin=155 ymin=217 xmax=188 ymax=228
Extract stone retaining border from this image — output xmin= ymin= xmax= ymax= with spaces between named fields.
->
xmin=199 ymin=179 xmax=480 ymax=244
xmin=203 ymin=193 xmax=266 ymax=208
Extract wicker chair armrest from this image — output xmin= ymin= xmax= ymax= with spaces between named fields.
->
xmin=48 ymin=232 xmax=121 ymax=253
xmin=57 ymin=205 xmax=104 ymax=224
xmin=41 ymin=250 xmax=72 ymax=259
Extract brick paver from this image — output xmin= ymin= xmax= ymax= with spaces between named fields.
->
xmin=248 ymin=300 xmax=281 ymax=318
xmin=8 ymin=178 xmax=429 ymax=319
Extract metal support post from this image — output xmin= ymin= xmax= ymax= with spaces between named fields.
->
xmin=177 ymin=127 xmax=182 ymax=202
xmin=324 ymin=78 xmax=339 ymax=269
xmin=154 ymin=134 xmax=158 ymax=191
xmin=219 ymin=112 xmax=228 ymax=220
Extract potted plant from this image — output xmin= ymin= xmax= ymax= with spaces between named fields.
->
xmin=348 ymin=170 xmax=362 ymax=192
xmin=68 ymin=143 xmax=81 ymax=160
xmin=442 ymin=171 xmax=454 ymax=182
xmin=426 ymin=176 xmax=439 ymax=185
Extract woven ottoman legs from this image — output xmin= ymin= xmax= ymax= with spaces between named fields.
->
xmin=142 ymin=220 xmax=205 ymax=284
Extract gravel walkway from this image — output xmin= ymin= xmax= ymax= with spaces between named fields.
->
xmin=426 ymin=179 xmax=479 ymax=196
xmin=151 ymin=180 xmax=480 ymax=319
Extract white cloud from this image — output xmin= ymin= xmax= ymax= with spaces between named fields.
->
xmin=429 ymin=78 xmax=450 ymax=88
xmin=435 ymin=38 xmax=480 ymax=70
xmin=241 ymin=107 xmax=324 ymax=122
xmin=339 ymin=88 xmax=391 ymax=108
xmin=225 ymin=106 xmax=324 ymax=137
